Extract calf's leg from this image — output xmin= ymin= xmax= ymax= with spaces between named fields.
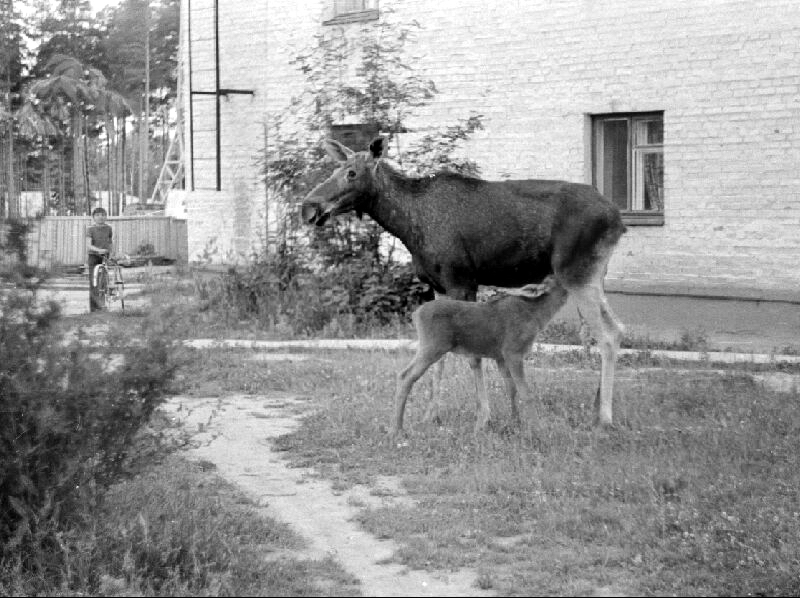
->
xmin=495 ymin=358 xmax=520 ymax=423
xmin=468 ymin=357 xmax=491 ymax=433
xmin=422 ymin=349 xmax=447 ymax=423
xmin=505 ymin=354 xmax=538 ymax=420
xmin=390 ymin=347 xmax=444 ymax=439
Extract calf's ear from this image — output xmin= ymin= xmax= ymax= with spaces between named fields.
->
xmin=368 ymin=136 xmax=386 ymax=159
xmin=323 ymin=139 xmax=354 ymax=163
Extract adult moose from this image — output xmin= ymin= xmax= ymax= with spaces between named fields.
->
xmin=301 ymin=137 xmax=626 ymax=427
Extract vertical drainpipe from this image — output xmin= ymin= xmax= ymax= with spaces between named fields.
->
xmin=214 ymin=0 xmax=221 ymax=191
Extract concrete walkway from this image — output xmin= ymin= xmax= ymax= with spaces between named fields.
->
xmin=561 ymin=291 xmax=800 ymax=354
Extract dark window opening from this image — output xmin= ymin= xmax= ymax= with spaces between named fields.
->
xmin=330 ymin=123 xmax=380 ymax=152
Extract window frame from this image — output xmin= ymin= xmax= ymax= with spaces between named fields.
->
xmin=592 ymin=112 xmax=665 ymax=226
xmin=323 ymin=0 xmax=379 ymax=26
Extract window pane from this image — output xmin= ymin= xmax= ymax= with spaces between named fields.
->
xmin=634 ymin=149 xmax=664 ymax=211
xmin=635 ymin=118 xmax=663 ymax=145
xmin=599 ymin=120 xmax=628 ymax=210
xmin=642 ymin=152 xmax=664 ymax=211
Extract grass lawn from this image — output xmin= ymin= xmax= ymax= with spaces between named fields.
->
xmin=89 ymin=455 xmax=361 ymax=597
xmin=179 ymin=345 xmax=800 ymax=596
xmin=44 ymin=273 xmax=800 ymax=595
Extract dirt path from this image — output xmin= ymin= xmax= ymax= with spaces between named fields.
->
xmin=161 ymin=393 xmax=495 ymax=598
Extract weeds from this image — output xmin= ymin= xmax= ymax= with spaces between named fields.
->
xmin=1 ymin=456 xmax=360 ymax=596
xmin=191 ymin=256 xmax=428 ymax=338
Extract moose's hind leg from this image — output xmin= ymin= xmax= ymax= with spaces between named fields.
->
xmin=568 ymin=283 xmax=623 ymax=426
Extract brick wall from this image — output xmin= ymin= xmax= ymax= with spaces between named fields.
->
xmin=182 ymin=0 xmax=800 ymax=298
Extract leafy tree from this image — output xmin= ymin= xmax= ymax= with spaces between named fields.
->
xmin=265 ymin=10 xmax=483 ymax=266
xmin=29 ymin=0 xmax=104 ymax=80
xmin=10 ymin=0 xmax=179 ymax=214
xmin=97 ymin=0 xmax=178 ymax=202
xmin=220 ymin=11 xmax=483 ymax=333
xmin=0 ymin=0 xmax=25 ymax=217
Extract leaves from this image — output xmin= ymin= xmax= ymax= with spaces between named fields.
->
xmin=264 ymin=9 xmax=485 ymax=274
xmin=0 ymin=281 xmax=175 ymax=567
xmin=15 ymin=102 xmax=60 ymax=138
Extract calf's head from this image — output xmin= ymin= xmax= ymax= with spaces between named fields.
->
xmin=301 ymin=137 xmax=386 ymax=226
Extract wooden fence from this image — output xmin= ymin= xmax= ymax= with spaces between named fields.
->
xmin=1 ymin=216 xmax=188 ymax=270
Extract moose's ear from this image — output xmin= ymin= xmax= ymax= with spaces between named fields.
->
xmin=322 ymin=139 xmax=354 ymax=163
xmin=368 ymin=136 xmax=386 ymax=159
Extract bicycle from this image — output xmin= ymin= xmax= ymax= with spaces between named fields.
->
xmin=92 ymin=254 xmax=126 ymax=313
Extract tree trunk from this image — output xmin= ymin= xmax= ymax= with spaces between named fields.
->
xmin=5 ymin=123 xmax=16 ymax=219
xmin=43 ymin=145 xmax=51 ymax=216
xmin=83 ymin=115 xmax=91 ymax=214
xmin=142 ymin=3 xmax=151 ymax=203
xmin=121 ymin=116 xmax=127 ymax=212
xmin=58 ymin=140 xmax=66 ymax=215
xmin=106 ymin=113 xmax=113 ymax=214
xmin=70 ymin=113 xmax=82 ymax=213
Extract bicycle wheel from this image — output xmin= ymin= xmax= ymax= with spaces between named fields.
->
xmin=94 ymin=265 xmax=109 ymax=310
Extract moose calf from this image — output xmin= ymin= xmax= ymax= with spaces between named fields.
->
xmin=390 ymin=277 xmax=569 ymax=438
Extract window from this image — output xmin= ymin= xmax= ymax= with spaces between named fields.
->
xmin=323 ymin=0 xmax=379 ymax=25
xmin=592 ymin=112 xmax=664 ymax=224
xmin=330 ymin=123 xmax=380 ymax=152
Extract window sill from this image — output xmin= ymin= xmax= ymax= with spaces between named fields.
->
xmin=621 ymin=211 xmax=664 ymax=226
xmin=323 ymin=9 xmax=379 ymax=25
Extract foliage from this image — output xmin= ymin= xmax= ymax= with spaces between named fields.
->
xmin=0 ymin=217 xmax=33 ymax=263
xmin=4 ymin=0 xmax=179 ymax=216
xmin=263 ymin=8 xmax=484 ymax=269
xmin=29 ymin=0 xmax=105 ymax=81
xmin=243 ymin=10 xmax=487 ymax=330
xmin=0 ymin=279 xmax=176 ymax=579
xmin=100 ymin=0 xmax=179 ymax=103
xmin=198 ymin=246 xmax=430 ymax=336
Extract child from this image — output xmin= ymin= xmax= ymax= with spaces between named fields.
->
xmin=86 ymin=207 xmax=113 ymax=312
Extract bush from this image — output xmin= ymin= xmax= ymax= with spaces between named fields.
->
xmin=200 ymin=249 xmax=431 ymax=336
xmin=0 ymin=283 xmax=176 ymax=582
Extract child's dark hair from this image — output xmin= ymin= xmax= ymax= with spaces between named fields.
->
xmin=92 ymin=207 xmax=107 ymax=216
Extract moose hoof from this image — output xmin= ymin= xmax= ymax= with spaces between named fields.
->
xmin=593 ymin=414 xmax=615 ymax=431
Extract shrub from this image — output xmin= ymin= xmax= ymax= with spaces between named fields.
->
xmin=200 ymin=249 xmax=430 ymax=335
xmin=0 ymin=283 xmax=176 ymax=581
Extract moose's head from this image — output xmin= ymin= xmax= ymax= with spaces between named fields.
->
xmin=301 ymin=136 xmax=386 ymax=226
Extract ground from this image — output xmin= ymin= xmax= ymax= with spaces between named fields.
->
xmin=162 ymin=391 xmax=496 ymax=597
xmin=36 ymin=269 xmax=800 ymax=595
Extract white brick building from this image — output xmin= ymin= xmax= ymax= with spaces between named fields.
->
xmin=181 ymin=0 xmax=800 ymax=300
